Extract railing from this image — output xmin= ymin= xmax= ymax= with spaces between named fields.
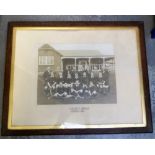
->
xmin=66 ymin=63 xmax=115 ymax=71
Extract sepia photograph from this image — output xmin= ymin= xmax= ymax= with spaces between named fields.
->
xmin=37 ymin=43 xmax=116 ymax=104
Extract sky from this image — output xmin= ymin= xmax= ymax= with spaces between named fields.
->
xmin=50 ymin=43 xmax=114 ymax=55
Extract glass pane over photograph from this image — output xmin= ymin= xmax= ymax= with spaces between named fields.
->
xmin=5 ymin=25 xmax=148 ymax=131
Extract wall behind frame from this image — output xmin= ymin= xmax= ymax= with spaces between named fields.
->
xmin=0 ymin=15 xmax=155 ymax=139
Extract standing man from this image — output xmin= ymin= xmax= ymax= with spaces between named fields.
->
xmin=98 ymin=70 xmax=103 ymax=83
xmin=57 ymin=70 xmax=64 ymax=83
xmin=82 ymin=71 xmax=88 ymax=85
xmin=49 ymin=70 xmax=55 ymax=85
xmin=104 ymin=68 xmax=110 ymax=85
xmin=66 ymin=70 xmax=72 ymax=83
xmin=104 ymin=68 xmax=110 ymax=93
xmin=73 ymin=71 xmax=79 ymax=83
xmin=43 ymin=67 xmax=51 ymax=83
xmin=89 ymin=71 xmax=96 ymax=84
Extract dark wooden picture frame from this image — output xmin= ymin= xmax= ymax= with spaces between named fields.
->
xmin=1 ymin=21 xmax=153 ymax=136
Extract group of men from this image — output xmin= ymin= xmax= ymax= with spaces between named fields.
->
xmin=42 ymin=67 xmax=110 ymax=100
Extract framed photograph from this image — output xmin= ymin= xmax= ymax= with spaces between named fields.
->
xmin=2 ymin=21 xmax=153 ymax=136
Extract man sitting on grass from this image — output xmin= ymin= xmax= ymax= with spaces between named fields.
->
xmin=88 ymin=81 xmax=97 ymax=97
xmin=71 ymin=80 xmax=84 ymax=100
xmin=54 ymin=82 xmax=67 ymax=98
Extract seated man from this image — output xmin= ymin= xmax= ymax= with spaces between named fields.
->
xmin=97 ymin=81 xmax=109 ymax=95
xmin=54 ymin=82 xmax=67 ymax=98
xmin=88 ymin=81 xmax=97 ymax=97
xmin=82 ymin=83 xmax=90 ymax=99
xmin=50 ymin=82 xmax=57 ymax=96
xmin=44 ymin=81 xmax=57 ymax=98
xmin=71 ymin=80 xmax=84 ymax=100
xmin=63 ymin=83 xmax=73 ymax=98
xmin=43 ymin=82 xmax=51 ymax=99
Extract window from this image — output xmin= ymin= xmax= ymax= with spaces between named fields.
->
xmin=39 ymin=56 xmax=54 ymax=65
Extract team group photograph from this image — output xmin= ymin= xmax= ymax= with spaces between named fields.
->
xmin=37 ymin=44 xmax=116 ymax=104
